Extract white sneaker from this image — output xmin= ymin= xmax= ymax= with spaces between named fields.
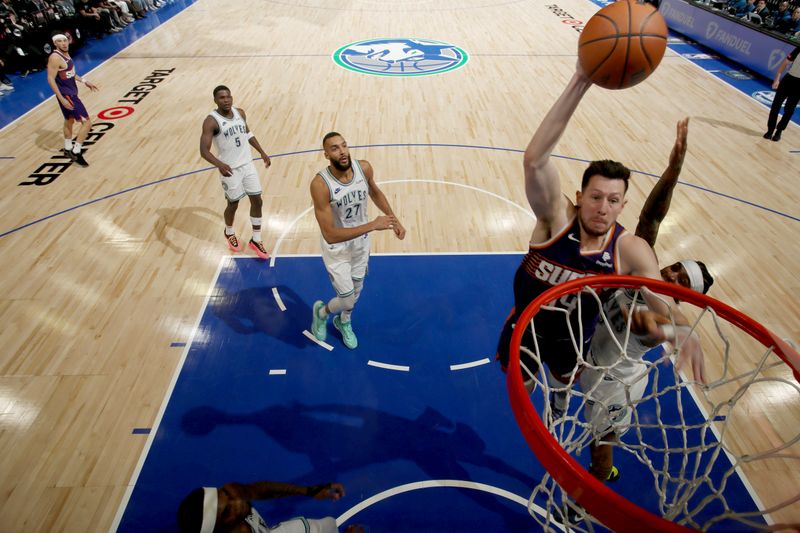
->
xmin=0 ymin=83 xmax=13 ymax=91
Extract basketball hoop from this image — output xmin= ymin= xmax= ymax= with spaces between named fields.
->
xmin=507 ymin=275 xmax=800 ymax=532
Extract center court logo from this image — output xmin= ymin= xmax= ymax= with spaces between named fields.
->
xmin=752 ymin=90 xmax=774 ymax=106
xmin=333 ymin=38 xmax=468 ymax=77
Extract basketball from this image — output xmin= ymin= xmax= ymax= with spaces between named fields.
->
xmin=578 ymin=0 xmax=668 ymax=90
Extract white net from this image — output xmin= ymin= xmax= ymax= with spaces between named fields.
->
xmin=513 ymin=281 xmax=800 ymax=532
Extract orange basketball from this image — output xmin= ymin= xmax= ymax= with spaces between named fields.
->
xmin=578 ymin=0 xmax=668 ymax=90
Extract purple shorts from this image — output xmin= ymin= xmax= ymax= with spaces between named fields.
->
xmin=59 ymin=94 xmax=89 ymax=121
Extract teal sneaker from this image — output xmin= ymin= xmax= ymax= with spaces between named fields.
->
xmin=333 ymin=315 xmax=358 ymax=349
xmin=311 ymin=300 xmax=328 ymax=341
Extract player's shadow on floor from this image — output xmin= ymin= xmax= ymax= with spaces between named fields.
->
xmin=34 ymin=128 xmax=62 ymax=152
xmin=153 ymin=206 xmax=221 ymax=253
xmin=692 ymin=116 xmax=763 ymax=137
xmin=182 ymin=402 xmax=537 ymax=530
xmin=208 ymin=284 xmax=311 ymax=348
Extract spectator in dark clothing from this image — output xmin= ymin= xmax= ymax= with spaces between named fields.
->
xmin=771 ymin=1 xmax=793 ymax=30
xmin=77 ymin=0 xmax=120 ymax=33
xmin=752 ymin=0 xmax=771 ymax=22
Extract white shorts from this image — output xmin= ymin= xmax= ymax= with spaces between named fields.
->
xmin=270 ymin=517 xmax=337 ymax=533
xmin=320 ymin=234 xmax=370 ymax=297
xmin=220 ymin=161 xmax=261 ymax=202
xmin=581 ymin=355 xmax=648 ymax=438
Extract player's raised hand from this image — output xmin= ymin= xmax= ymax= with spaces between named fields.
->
xmin=668 ymin=117 xmax=689 ymax=173
xmin=622 ymin=306 xmax=707 ymax=384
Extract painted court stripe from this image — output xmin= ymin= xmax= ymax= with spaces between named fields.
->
xmin=3 ymin=144 xmax=799 ymax=241
xmin=271 ymin=287 xmax=286 ymax=311
xmin=367 ymin=360 xmax=410 ymax=372
xmin=169 ymin=342 xmax=186 ymax=348
xmin=110 ymin=256 xmax=228 ymax=531
xmin=334 ymin=479 xmax=564 ymax=532
xmin=450 ymin=358 xmax=491 ymax=371
xmin=269 ymin=369 xmax=287 ymax=375
xmin=303 ymin=330 xmax=333 ymax=351
xmin=131 ymin=428 xmax=151 ymax=435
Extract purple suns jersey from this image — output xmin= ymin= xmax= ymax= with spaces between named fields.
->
xmin=521 ymin=215 xmax=627 ymax=339
xmin=52 ymin=51 xmax=79 ymax=97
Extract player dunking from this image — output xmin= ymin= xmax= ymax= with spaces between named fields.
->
xmin=495 ymin=65 xmax=705 ymax=408
xmin=581 ymin=117 xmax=714 ymax=485
xmin=200 ymin=86 xmax=272 ymax=259
xmin=309 ymin=132 xmax=405 ymax=349
xmin=46 ymin=34 xmax=98 ymax=167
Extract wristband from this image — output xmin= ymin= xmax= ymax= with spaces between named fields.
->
xmin=247 ymin=132 xmax=254 ymax=140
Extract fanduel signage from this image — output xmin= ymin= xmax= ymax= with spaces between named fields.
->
xmin=659 ymin=0 xmax=795 ymax=78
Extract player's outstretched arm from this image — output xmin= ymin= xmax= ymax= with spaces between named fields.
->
xmin=311 ymin=175 xmax=396 ymax=244
xmin=621 ymin=235 xmax=707 ymax=383
xmin=523 ymin=66 xmax=592 ymax=228
xmin=362 ymin=160 xmax=405 ymax=240
xmin=636 ymin=117 xmax=689 ymax=247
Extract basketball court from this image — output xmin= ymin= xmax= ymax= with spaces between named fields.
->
xmin=0 ymin=0 xmax=798 ymax=531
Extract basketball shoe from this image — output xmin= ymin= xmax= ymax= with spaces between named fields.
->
xmin=333 ymin=315 xmax=358 ymax=349
xmin=548 ymin=390 xmax=567 ymax=423
xmin=554 ymin=502 xmax=584 ymax=526
xmin=311 ymin=300 xmax=328 ymax=341
xmin=224 ymin=231 xmax=243 ymax=252
xmin=248 ymin=239 xmax=269 ymax=260
xmin=73 ymin=151 xmax=89 ymax=167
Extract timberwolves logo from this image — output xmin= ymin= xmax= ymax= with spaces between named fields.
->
xmin=723 ymin=70 xmax=753 ymax=80
xmin=333 ymin=38 xmax=468 ymax=77
xmin=752 ymin=90 xmax=774 ymax=106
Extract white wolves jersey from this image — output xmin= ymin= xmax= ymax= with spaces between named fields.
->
xmin=591 ymin=288 xmax=651 ymax=365
xmin=318 ymin=159 xmax=370 ymax=232
xmin=209 ymin=107 xmax=251 ymax=169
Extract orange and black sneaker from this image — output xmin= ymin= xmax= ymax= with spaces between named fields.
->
xmin=248 ymin=239 xmax=270 ymax=260
xmin=225 ymin=231 xmax=243 ymax=252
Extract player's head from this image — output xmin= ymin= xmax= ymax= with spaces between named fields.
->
xmin=177 ymin=486 xmax=252 ymax=533
xmin=322 ymin=131 xmax=351 ymax=172
xmin=576 ymin=160 xmax=630 ymax=236
xmin=212 ymin=85 xmax=232 ymax=112
xmin=51 ymin=33 xmax=69 ymax=52
xmin=660 ymin=260 xmax=714 ymax=294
